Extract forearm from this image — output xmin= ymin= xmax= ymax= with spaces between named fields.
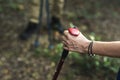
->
xmin=92 ymin=41 xmax=120 ymax=57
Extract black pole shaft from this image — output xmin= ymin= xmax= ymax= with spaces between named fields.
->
xmin=34 ymin=0 xmax=44 ymax=47
xmin=36 ymin=0 xmax=43 ymax=35
xmin=52 ymin=49 xmax=69 ymax=80
xmin=46 ymin=0 xmax=52 ymax=47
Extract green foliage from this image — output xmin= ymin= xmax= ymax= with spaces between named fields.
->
xmin=0 ymin=6 xmax=3 ymax=12
xmin=69 ymin=52 xmax=119 ymax=78
xmin=88 ymin=32 xmax=102 ymax=41
xmin=33 ymin=43 xmax=63 ymax=62
xmin=9 ymin=2 xmax=19 ymax=10
xmin=6 ymin=0 xmax=24 ymax=11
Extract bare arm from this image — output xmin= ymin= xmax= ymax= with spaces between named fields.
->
xmin=62 ymin=30 xmax=120 ymax=58
xmin=92 ymin=41 xmax=120 ymax=58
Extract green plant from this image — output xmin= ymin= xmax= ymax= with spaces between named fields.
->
xmin=9 ymin=2 xmax=19 ymax=10
xmin=0 ymin=6 xmax=3 ymax=12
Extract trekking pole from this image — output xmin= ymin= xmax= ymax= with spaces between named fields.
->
xmin=46 ymin=0 xmax=53 ymax=49
xmin=52 ymin=26 xmax=80 ymax=80
xmin=34 ymin=0 xmax=44 ymax=47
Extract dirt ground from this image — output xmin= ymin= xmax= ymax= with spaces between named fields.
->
xmin=0 ymin=0 xmax=120 ymax=80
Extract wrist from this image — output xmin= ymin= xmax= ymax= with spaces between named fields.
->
xmin=83 ymin=40 xmax=91 ymax=53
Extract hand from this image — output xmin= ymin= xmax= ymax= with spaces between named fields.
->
xmin=62 ymin=30 xmax=91 ymax=53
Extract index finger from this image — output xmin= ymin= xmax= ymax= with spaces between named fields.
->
xmin=63 ymin=30 xmax=70 ymax=39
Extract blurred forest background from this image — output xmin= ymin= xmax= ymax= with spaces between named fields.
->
xmin=0 ymin=0 xmax=120 ymax=80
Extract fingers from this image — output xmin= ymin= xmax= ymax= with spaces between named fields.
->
xmin=63 ymin=30 xmax=71 ymax=39
xmin=61 ymin=30 xmax=70 ymax=43
xmin=64 ymin=30 xmax=69 ymax=36
xmin=62 ymin=40 xmax=69 ymax=47
xmin=62 ymin=30 xmax=72 ymax=50
xmin=62 ymin=42 xmax=69 ymax=50
xmin=63 ymin=46 xmax=69 ymax=50
xmin=62 ymin=30 xmax=79 ymax=51
xmin=62 ymin=40 xmax=74 ymax=51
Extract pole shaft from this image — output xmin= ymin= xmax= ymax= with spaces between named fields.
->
xmin=52 ymin=49 xmax=69 ymax=80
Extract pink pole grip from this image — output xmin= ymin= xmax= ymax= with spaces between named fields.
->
xmin=68 ymin=27 xmax=80 ymax=36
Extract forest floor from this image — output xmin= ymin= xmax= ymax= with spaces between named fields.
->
xmin=0 ymin=0 xmax=120 ymax=80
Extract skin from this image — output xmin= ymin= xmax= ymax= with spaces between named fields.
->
xmin=62 ymin=30 xmax=120 ymax=58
